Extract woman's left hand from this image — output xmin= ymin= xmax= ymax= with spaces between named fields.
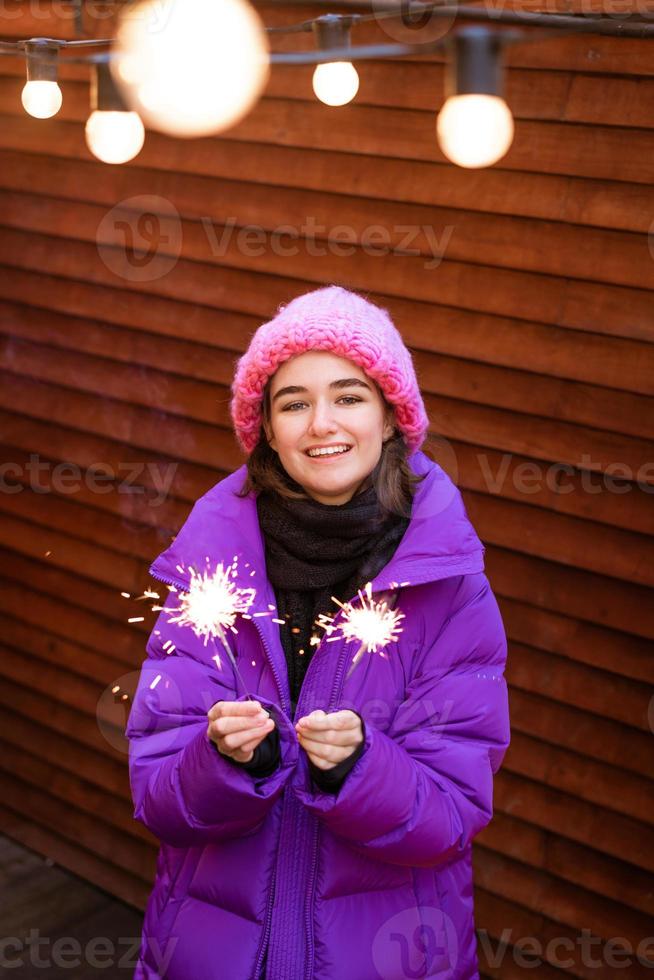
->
xmin=295 ymin=709 xmax=363 ymax=770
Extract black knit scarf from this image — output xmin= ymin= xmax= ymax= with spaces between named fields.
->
xmin=256 ymin=472 xmax=410 ymax=714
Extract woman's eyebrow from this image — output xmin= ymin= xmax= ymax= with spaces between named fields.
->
xmin=272 ymin=378 xmax=371 ymax=403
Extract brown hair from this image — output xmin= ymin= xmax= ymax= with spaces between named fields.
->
xmin=234 ymin=378 xmax=426 ymax=518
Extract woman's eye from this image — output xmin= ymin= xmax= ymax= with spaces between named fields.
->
xmin=282 ymin=396 xmax=362 ymax=411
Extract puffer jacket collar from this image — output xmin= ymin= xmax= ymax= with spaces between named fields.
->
xmin=149 ymin=450 xmax=485 ymax=600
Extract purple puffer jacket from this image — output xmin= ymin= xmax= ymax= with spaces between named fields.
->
xmin=127 ymin=451 xmax=511 ymax=980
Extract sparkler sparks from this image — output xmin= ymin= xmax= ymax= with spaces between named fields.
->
xmin=316 ymin=582 xmax=405 ymax=679
xmin=162 ymin=558 xmax=254 ymax=697
xmin=121 ymin=556 xmax=281 ymax=703
xmin=165 ymin=558 xmax=256 ymax=649
xmin=160 ymin=557 xmax=261 ymax=699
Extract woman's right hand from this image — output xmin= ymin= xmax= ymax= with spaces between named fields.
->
xmin=207 ymin=700 xmax=276 ymax=763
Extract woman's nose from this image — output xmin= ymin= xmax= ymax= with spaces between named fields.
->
xmin=308 ymin=403 xmax=338 ymax=435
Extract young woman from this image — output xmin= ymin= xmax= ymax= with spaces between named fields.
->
xmin=127 ymin=285 xmax=511 ymax=979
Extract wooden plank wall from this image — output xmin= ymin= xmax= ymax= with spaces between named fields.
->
xmin=0 ymin=1 xmax=652 ymax=976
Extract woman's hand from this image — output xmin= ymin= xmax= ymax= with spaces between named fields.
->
xmin=207 ymin=700 xmax=275 ymax=763
xmin=295 ymin=709 xmax=363 ymax=770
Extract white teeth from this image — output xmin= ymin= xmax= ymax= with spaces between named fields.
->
xmin=307 ymin=445 xmax=351 ymax=457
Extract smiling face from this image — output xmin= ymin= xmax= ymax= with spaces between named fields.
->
xmin=263 ymin=351 xmax=396 ymax=505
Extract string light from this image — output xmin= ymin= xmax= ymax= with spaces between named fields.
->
xmin=2 ymin=4 xmax=651 ymax=169
xmin=436 ymin=27 xmax=514 ymax=168
xmin=85 ymin=61 xmax=145 ymax=164
xmin=111 ymin=0 xmax=270 ymax=138
xmin=21 ymin=39 xmax=62 ymax=119
xmin=311 ymin=14 xmax=359 ymax=107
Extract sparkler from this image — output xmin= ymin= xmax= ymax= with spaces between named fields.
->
xmin=124 ymin=556 xmax=281 ymax=702
xmin=161 ymin=557 xmax=257 ymax=697
xmin=316 ymin=582 xmax=405 ymax=680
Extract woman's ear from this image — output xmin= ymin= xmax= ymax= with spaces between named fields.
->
xmin=263 ymin=420 xmax=277 ymax=452
xmin=382 ymin=413 xmax=396 ymax=443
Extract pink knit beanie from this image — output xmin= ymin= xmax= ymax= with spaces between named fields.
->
xmin=230 ymin=285 xmax=429 ymax=455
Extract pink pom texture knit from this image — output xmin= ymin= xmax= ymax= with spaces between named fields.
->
xmin=230 ymin=285 xmax=429 ymax=455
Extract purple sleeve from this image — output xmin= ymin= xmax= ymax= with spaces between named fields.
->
xmin=127 ymin=594 xmax=298 ymax=847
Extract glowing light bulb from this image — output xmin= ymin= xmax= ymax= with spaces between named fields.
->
xmin=112 ymin=0 xmax=270 ymax=138
xmin=436 ymin=94 xmax=514 ymax=169
xmin=85 ymin=110 xmax=145 ymax=164
xmin=312 ymin=61 xmax=359 ymax=106
xmin=21 ymin=79 xmax=62 ymax=118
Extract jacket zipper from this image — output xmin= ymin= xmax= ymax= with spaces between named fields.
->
xmin=299 ymin=603 xmax=351 ymax=980
xmin=301 ymin=588 xmax=401 ymax=979
xmin=250 ymin=617 xmax=287 ymax=980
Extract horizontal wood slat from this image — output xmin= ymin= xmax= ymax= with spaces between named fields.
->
xmin=0 ymin=769 xmax=152 ymax=879
xmin=0 ymin=803 xmax=151 ymax=909
xmin=0 ymin=223 xmax=654 ymax=340
xmin=499 ymin=596 xmax=653 ymax=683
xmin=506 ymin=644 xmax=652 ymax=733
xmin=494 ymin=770 xmax=654 ymax=873
xmin=465 ymin=491 xmax=654 ymax=588
xmin=1 ymin=121 xmax=653 ymax=236
xmin=269 ymin=60 xmax=654 ymax=131
xmin=0 ymin=562 xmax=148 ymax=666
xmin=1 ymin=276 xmax=653 ymax=401
xmin=475 ymin=846 xmax=653 ymax=961
xmin=488 ymin=547 xmax=654 ymax=640
xmin=0 ymin=221 xmax=651 ymax=345
xmin=507 ymin=731 xmax=654 ymax=824
xmin=3 ymin=311 xmax=653 ymax=440
xmin=475 ymin=881 xmax=653 ymax=978
xmin=0 ymin=672 xmax=137 ymax=770
xmin=0 ymin=152 xmax=652 ymax=293
xmin=480 ymin=813 xmax=654 ymax=917
xmin=261 ymin=2 xmax=654 ymax=79
xmin=0 ymin=736 xmax=150 ymax=847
